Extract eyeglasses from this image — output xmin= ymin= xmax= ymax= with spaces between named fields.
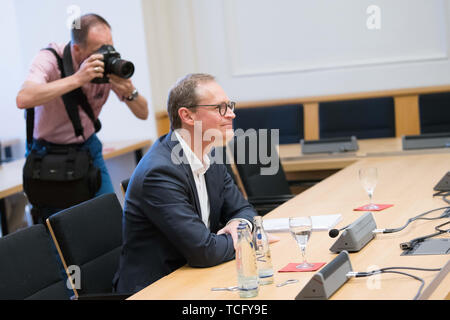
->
xmin=186 ymin=101 xmax=236 ymax=116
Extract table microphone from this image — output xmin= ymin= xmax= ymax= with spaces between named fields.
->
xmin=329 ymin=226 xmax=347 ymax=238
xmin=329 ymin=225 xmax=385 ymax=238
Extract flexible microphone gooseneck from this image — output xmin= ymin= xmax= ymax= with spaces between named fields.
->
xmin=328 ymin=225 xmax=349 ymax=238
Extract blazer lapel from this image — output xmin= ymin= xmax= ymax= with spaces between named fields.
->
xmin=205 ymin=167 xmax=221 ymax=232
xmin=163 ymin=131 xmax=202 ymax=220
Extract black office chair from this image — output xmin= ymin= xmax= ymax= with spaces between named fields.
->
xmin=209 ymin=146 xmax=238 ymax=184
xmin=0 ymin=224 xmax=70 ymax=300
xmin=229 ymin=132 xmax=294 ymax=216
xmin=419 ymin=92 xmax=450 ymax=134
xmin=233 ymin=104 xmax=304 ymax=144
xmin=319 ymin=97 xmax=395 ymax=139
xmin=46 ymin=193 xmax=129 ymax=299
xmin=120 ymin=178 xmax=130 ymax=196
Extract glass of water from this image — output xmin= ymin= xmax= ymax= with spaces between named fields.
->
xmin=359 ymin=167 xmax=379 ymax=210
xmin=289 ymin=216 xmax=314 ymax=269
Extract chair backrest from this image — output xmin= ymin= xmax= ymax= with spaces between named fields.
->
xmin=0 ymin=224 xmax=69 ymax=300
xmin=121 ymin=178 xmax=130 ymax=196
xmin=319 ymin=97 xmax=395 ymax=139
xmin=46 ymin=193 xmax=123 ymax=297
xmin=419 ymin=92 xmax=450 ymax=134
xmin=229 ymin=132 xmax=291 ymax=198
xmin=233 ymin=104 xmax=304 ymax=144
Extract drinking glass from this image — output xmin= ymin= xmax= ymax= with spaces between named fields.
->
xmin=289 ymin=216 xmax=314 ymax=269
xmin=359 ymin=167 xmax=379 ymax=210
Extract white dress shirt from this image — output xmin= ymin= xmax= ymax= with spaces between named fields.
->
xmin=174 ymin=131 xmax=253 ymax=231
xmin=175 ymin=130 xmax=211 ymax=228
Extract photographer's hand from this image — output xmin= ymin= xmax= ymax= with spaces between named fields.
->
xmin=109 ymin=74 xmax=134 ymax=99
xmin=17 ymin=53 xmax=105 ymax=110
xmin=109 ymin=74 xmax=149 ymax=120
xmin=75 ymin=53 xmax=105 ymax=85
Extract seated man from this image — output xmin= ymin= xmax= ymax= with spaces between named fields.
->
xmin=113 ymin=73 xmax=257 ymax=293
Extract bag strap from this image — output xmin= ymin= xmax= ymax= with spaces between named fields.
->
xmin=26 ymin=108 xmax=35 ymax=150
xmin=46 ymin=46 xmax=85 ymax=139
xmin=62 ymin=44 xmax=101 ymax=134
xmin=65 ymin=147 xmax=78 ymax=179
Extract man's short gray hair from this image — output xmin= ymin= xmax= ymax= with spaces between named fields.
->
xmin=71 ymin=13 xmax=111 ymax=47
xmin=167 ymin=73 xmax=215 ymax=130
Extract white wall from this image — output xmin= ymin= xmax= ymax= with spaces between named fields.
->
xmin=3 ymin=0 xmax=450 ymax=141
xmin=0 ymin=0 xmax=156 ymax=154
xmin=143 ymin=0 xmax=450 ymax=111
xmin=0 ymin=0 xmax=157 ymax=209
xmin=0 ymin=1 xmax=27 ymax=150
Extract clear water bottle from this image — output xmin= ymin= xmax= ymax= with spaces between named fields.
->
xmin=236 ymin=222 xmax=259 ymax=298
xmin=253 ymin=216 xmax=274 ymax=285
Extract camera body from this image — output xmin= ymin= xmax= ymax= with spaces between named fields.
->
xmin=91 ymin=45 xmax=135 ymax=84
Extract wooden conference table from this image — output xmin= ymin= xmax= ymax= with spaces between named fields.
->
xmin=0 ymin=139 xmax=152 ymax=234
xmin=279 ymin=137 xmax=450 ymax=173
xmin=130 ymin=151 xmax=450 ymax=300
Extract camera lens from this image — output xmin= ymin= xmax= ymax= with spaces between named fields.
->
xmin=110 ymin=58 xmax=134 ymax=79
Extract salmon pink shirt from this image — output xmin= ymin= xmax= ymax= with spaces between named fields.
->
xmin=25 ymin=42 xmax=111 ymax=144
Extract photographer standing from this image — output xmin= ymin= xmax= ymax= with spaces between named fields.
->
xmin=16 ymin=13 xmax=148 ymax=222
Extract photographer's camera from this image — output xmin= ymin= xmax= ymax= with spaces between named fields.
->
xmin=92 ymin=44 xmax=134 ymax=83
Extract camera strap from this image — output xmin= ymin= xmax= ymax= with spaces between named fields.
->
xmin=26 ymin=42 xmax=101 ymax=149
xmin=61 ymin=42 xmax=102 ymax=136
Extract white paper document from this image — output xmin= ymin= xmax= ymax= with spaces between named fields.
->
xmin=262 ymin=214 xmax=342 ymax=232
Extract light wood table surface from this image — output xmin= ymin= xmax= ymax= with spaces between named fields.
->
xmin=130 ymin=153 xmax=450 ymax=300
xmin=279 ymin=137 xmax=450 ymax=172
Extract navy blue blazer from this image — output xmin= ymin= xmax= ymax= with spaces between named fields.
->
xmin=113 ymin=131 xmax=256 ymax=293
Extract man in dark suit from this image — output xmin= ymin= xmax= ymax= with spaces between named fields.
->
xmin=113 ymin=73 xmax=257 ymax=294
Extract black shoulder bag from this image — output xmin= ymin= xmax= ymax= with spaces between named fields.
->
xmin=23 ymin=43 xmax=102 ymax=210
